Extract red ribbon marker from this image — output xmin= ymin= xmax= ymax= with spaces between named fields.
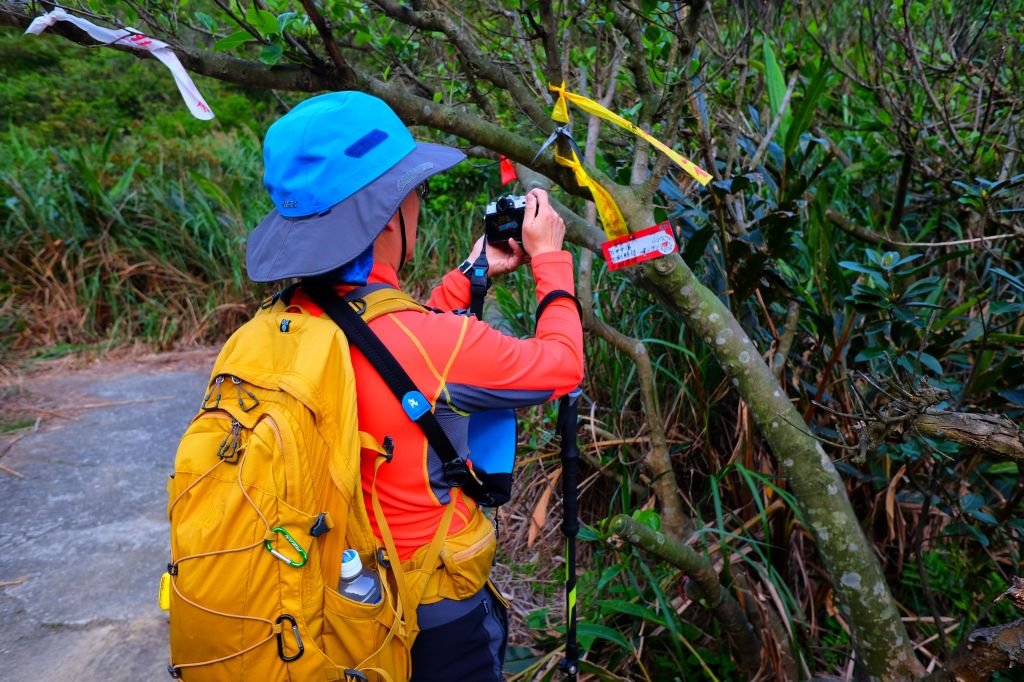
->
xmin=499 ymin=156 xmax=517 ymax=186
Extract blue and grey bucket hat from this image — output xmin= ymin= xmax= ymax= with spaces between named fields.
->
xmin=246 ymin=91 xmax=466 ymax=282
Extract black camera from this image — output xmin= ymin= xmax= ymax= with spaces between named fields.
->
xmin=484 ymin=194 xmax=527 ymax=245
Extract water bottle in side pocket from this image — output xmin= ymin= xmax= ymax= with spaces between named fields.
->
xmin=337 ymin=549 xmax=382 ymax=605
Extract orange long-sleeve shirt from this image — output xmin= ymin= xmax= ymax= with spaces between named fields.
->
xmin=292 ymin=251 xmax=584 ymax=559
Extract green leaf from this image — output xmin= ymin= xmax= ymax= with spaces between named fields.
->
xmin=916 ymin=352 xmax=943 ymax=376
xmin=988 ymin=333 xmax=1024 ymax=344
xmin=986 ymin=462 xmax=1018 ymax=476
xmin=195 ymin=11 xmax=218 ymax=32
xmin=969 ymin=510 xmax=998 ymax=525
xmin=577 ymin=524 xmax=600 ymax=542
xmin=214 ymin=30 xmax=253 ymax=52
xmin=245 ymin=6 xmax=280 ymax=36
xmin=992 ymin=267 xmax=1024 ymax=296
xmin=631 ymin=509 xmax=662 ymax=531
xmin=595 ymin=599 xmax=666 ymax=625
xmin=576 ymin=622 xmax=631 ymax=652
xmin=682 ymin=224 xmax=715 ymax=266
xmin=784 ymin=56 xmax=830 ymax=157
xmin=277 ymin=11 xmax=298 ymax=33
xmin=109 ymin=160 xmax=139 ymax=201
xmin=260 ymin=43 xmax=284 ymax=66
xmin=838 ymin=261 xmax=879 ymax=276
xmin=960 ymin=493 xmax=984 ymax=512
xmin=762 ymin=35 xmax=791 ymax=143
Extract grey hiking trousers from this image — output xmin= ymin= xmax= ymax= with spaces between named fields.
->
xmin=410 ymin=584 xmax=508 ymax=681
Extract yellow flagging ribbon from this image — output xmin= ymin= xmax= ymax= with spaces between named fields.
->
xmin=549 ymin=82 xmax=713 ymax=187
xmin=541 ymin=127 xmax=629 ymax=240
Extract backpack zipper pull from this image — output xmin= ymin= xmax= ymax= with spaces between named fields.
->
xmin=216 ymin=418 xmax=243 ymax=463
xmin=231 ymin=376 xmax=260 ymax=412
xmin=201 ymin=375 xmax=225 ymax=411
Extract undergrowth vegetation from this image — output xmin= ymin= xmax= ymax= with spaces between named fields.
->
xmin=2 ymin=1 xmax=1024 ymax=678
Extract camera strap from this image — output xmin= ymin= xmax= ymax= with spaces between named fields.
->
xmin=305 ymin=282 xmax=499 ymax=507
xmin=468 ymin=250 xmax=489 ymax=319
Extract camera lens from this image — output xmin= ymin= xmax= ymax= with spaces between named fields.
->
xmin=496 ymin=196 xmax=512 ymax=211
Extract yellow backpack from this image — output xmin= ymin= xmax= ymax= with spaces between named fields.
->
xmin=163 ymin=287 xmax=495 ymax=681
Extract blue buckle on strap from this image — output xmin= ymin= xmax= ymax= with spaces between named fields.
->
xmin=401 ymin=391 xmax=430 ymax=420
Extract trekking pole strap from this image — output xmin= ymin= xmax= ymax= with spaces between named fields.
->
xmin=306 ymin=283 xmax=497 ymax=506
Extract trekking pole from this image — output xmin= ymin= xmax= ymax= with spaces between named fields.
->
xmin=557 ymin=388 xmax=582 ymax=681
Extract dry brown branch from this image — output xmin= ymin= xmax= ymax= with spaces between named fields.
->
xmin=914 ymin=410 xmax=1024 ymax=462
xmin=929 ymin=618 xmax=1024 ymax=682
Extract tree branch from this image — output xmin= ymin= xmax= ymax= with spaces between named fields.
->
xmin=297 ymin=0 xmax=356 ymax=84
xmin=825 ymin=209 xmax=900 ymax=249
xmin=579 ymin=249 xmax=694 ymax=541
xmin=368 ymin=0 xmax=551 ymax=130
xmin=639 ymin=248 xmax=923 ymax=679
xmin=928 ymin=619 xmax=1024 ymax=682
xmin=914 ymin=409 xmax=1024 ymax=462
xmin=536 ymin=0 xmax=563 ymax=87
xmin=610 ymin=515 xmax=761 ymax=675
xmin=773 ymin=299 xmax=801 ymax=380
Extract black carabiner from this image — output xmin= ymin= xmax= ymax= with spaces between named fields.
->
xmin=276 ymin=614 xmax=304 ymax=662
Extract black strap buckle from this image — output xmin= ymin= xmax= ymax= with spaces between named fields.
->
xmin=377 ymin=547 xmax=391 ymax=569
xmin=309 ymin=513 xmax=331 ymax=538
xmin=276 ymin=614 xmax=304 ymax=662
xmin=344 ymin=670 xmax=369 ymax=681
xmin=382 ymin=435 xmax=395 ymax=464
xmin=468 ymin=252 xmax=489 ymax=319
xmin=442 ymin=458 xmax=471 ymax=487
xmin=167 ymin=665 xmax=182 ymax=678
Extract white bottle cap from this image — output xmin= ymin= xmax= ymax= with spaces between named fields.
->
xmin=340 ymin=549 xmax=363 ymax=580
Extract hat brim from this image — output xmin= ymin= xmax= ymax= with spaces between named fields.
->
xmin=246 ymin=142 xmax=466 ymax=283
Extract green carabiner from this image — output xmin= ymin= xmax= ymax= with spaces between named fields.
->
xmin=264 ymin=527 xmax=308 ymax=568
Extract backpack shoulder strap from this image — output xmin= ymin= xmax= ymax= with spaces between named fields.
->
xmin=356 ymin=286 xmax=427 ymax=322
xmin=305 ymin=282 xmax=498 ymax=507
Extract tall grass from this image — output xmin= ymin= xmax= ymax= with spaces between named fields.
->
xmin=0 ymin=126 xmax=267 ymax=355
xmin=0 ymin=126 xmax=503 ymax=358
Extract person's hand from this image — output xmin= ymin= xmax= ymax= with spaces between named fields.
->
xmin=465 ymin=235 xmax=530 ymax=277
xmin=521 ymin=189 xmax=565 ymax=256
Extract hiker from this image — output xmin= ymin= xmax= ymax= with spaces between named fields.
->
xmin=246 ymin=92 xmax=585 ymax=681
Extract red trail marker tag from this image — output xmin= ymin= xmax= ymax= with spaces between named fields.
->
xmin=602 ymin=222 xmax=677 ymax=271
xmin=499 ymin=156 xmax=517 ymax=185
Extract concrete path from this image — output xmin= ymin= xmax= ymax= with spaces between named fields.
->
xmin=0 ymin=354 xmax=212 ymax=682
